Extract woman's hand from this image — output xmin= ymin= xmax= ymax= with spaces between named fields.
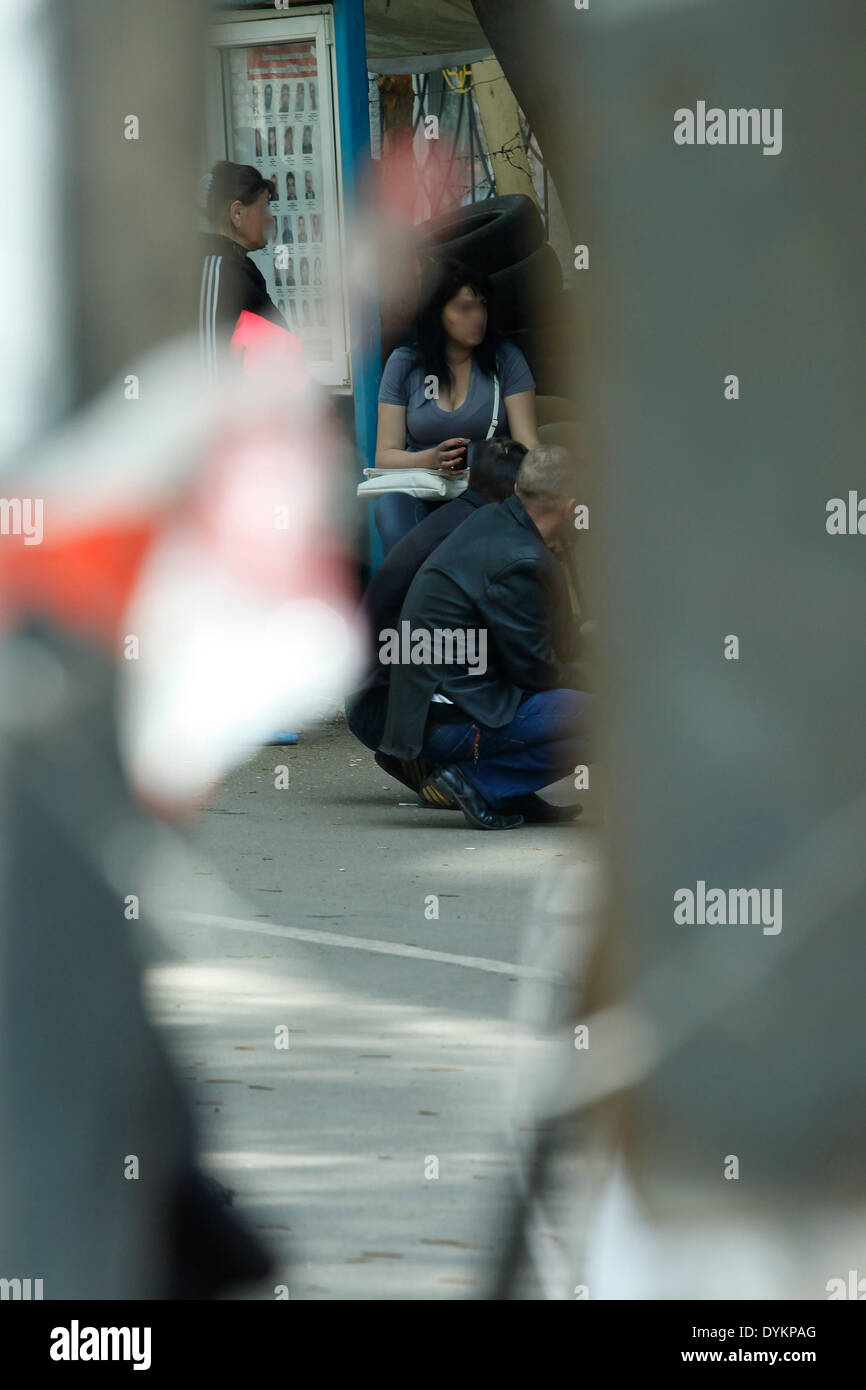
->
xmin=427 ymin=437 xmax=469 ymax=471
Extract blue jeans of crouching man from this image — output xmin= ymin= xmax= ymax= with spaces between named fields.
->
xmin=422 ymin=688 xmax=592 ymax=808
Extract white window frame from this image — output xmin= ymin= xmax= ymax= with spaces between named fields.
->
xmin=207 ymin=7 xmax=351 ymax=390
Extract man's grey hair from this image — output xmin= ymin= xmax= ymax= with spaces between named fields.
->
xmin=515 ymin=444 xmax=581 ymax=509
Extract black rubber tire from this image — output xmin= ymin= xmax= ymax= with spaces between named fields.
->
xmin=414 ymin=194 xmax=545 ymax=276
xmin=504 ymin=327 xmax=575 ymax=398
xmin=489 ymin=241 xmax=563 ymax=331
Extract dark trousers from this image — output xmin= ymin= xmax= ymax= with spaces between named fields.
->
xmin=421 ymin=689 xmax=592 ymax=808
xmin=345 ymin=686 xmax=388 ymax=751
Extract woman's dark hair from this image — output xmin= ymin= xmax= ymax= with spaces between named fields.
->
xmin=206 ymin=160 xmax=275 ymax=227
xmin=466 ymin=438 xmax=527 ymax=501
xmin=414 ymin=258 xmax=499 ymax=391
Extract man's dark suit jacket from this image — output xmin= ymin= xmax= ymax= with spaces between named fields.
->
xmin=359 ymin=487 xmax=489 ymax=696
xmin=379 ymin=494 xmax=582 ymax=760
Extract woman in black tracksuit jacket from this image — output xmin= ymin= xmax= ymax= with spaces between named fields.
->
xmin=199 ymin=160 xmax=288 ymax=370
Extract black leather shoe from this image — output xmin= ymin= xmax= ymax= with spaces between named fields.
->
xmin=375 ymin=751 xmax=431 ymax=793
xmin=374 ymin=751 xmax=458 ymax=809
xmin=422 ymin=765 xmax=524 ymax=831
xmin=417 ymin=779 xmax=458 ymax=809
xmin=374 ymin=750 xmax=416 ymax=791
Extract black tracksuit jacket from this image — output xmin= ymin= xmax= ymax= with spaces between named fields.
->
xmin=199 ymin=233 xmax=287 ymax=367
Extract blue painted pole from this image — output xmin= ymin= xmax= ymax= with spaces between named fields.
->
xmin=332 ymin=0 xmax=383 ymax=573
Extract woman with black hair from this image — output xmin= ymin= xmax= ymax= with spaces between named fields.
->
xmin=373 ymin=260 xmax=539 ymax=554
xmin=199 ymin=160 xmax=289 ymax=372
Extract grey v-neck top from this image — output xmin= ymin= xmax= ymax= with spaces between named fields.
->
xmin=378 ymin=342 xmax=535 ymax=451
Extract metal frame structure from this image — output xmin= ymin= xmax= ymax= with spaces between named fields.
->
xmin=210 ymin=1 xmax=383 ymax=562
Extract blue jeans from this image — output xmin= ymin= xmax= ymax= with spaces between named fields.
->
xmin=421 ymin=689 xmax=592 ymax=808
xmin=373 ymin=493 xmax=441 ymax=555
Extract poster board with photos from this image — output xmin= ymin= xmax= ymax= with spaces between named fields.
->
xmin=208 ymin=15 xmax=349 ymax=389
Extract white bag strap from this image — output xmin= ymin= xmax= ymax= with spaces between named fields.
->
xmin=485 ymin=371 xmax=500 ymax=441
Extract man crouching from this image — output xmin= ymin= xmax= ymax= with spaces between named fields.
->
xmin=378 ymin=444 xmax=592 ymax=830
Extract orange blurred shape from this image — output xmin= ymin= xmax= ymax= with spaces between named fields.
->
xmin=0 ymin=521 xmax=158 ymax=650
xmin=229 ymin=310 xmax=308 ymax=378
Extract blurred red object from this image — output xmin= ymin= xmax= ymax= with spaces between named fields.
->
xmin=229 ymin=310 xmax=307 ymax=379
xmin=0 ymin=521 xmax=158 ymax=650
xmin=0 ymin=313 xmax=308 ymax=650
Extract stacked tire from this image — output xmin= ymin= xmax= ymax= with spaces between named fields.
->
xmin=414 ymin=194 xmax=564 ymax=338
xmin=414 ymin=194 xmax=546 ymax=279
xmin=379 ymin=195 xmax=575 ymax=401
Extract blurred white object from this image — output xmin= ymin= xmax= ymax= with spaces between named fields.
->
xmin=585 ymin=1157 xmax=866 ymax=1300
xmin=117 ymin=341 xmax=365 ymax=807
xmin=7 ymin=332 xmax=365 ymax=809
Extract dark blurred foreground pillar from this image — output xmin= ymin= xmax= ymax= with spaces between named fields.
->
xmin=475 ymin=0 xmax=866 ymax=1295
xmin=0 ymin=0 xmax=273 ymax=1298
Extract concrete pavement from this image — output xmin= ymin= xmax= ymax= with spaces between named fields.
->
xmin=144 ymin=709 xmax=602 ymax=1299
